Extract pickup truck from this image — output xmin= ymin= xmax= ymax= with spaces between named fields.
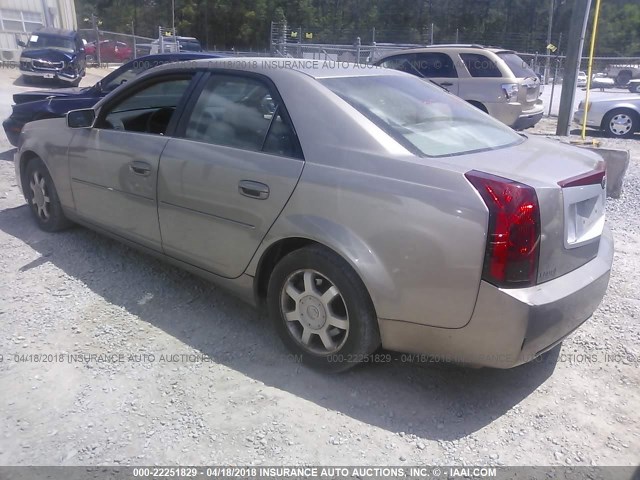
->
xmin=605 ymin=64 xmax=640 ymax=87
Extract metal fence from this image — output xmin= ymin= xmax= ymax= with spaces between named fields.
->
xmin=78 ymin=29 xmax=155 ymax=65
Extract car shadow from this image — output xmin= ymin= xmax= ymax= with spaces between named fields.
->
xmin=569 ymin=128 xmax=640 ymax=140
xmin=12 ymin=76 xmax=62 ymax=88
xmin=0 ymin=148 xmax=16 ymax=162
xmin=0 ymin=204 xmax=561 ymax=441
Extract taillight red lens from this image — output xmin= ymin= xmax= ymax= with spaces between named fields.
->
xmin=465 ymin=170 xmax=541 ymax=288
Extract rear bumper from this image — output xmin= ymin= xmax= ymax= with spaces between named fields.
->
xmin=378 ymin=226 xmax=614 ymax=368
xmin=487 ymin=100 xmax=544 ymax=130
xmin=512 ymin=110 xmax=544 ymax=130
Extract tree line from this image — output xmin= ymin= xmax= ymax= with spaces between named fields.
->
xmin=75 ymin=0 xmax=640 ymax=56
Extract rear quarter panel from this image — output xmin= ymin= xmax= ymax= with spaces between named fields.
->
xmin=246 ymin=71 xmax=488 ymax=328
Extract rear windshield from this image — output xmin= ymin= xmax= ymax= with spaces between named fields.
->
xmin=319 ymin=75 xmax=522 ymax=157
xmin=497 ymin=52 xmax=536 ymax=78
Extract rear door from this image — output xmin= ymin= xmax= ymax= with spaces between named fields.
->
xmin=157 ymin=72 xmax=305 ymax=278
xmin=412 ymin=52 xmax=460 ymax=95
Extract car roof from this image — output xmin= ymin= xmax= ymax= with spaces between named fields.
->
xmin=32 ymin=27 xmax=76 ymax=38
xmin=375 ymin=45 xmax=515 ymax=60
xmin=149 ymin=57 xmax=397 ymax=79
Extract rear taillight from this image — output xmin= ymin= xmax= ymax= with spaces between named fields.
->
xmin=465 ymin=170 xmax=541 ymax=288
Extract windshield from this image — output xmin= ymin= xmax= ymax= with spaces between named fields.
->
xmin=497 ymin=52 xmax=536 ymax=78
xmin=320 ymin=75 xmax=522 ymax=157
xmin=26 ymin=34 xmax=75 ymax=51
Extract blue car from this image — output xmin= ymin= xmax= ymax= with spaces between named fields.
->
xmin=4 ymin=52 xmax=220 ymax=146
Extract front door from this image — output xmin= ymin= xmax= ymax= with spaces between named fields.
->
xmin=68 ymin=74 xmax=196 ymax=250
xmin=157 ymin=73 xmax=305 ymax=278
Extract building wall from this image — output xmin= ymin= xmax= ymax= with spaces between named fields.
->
xmin=0 ymin=0 xmax=77 ymax=60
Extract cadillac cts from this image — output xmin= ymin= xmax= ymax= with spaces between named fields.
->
xmin=13 ymin=59 xmax=613 ymax=371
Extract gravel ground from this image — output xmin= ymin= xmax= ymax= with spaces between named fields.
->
xmin=0 ymin=67 xmax=639 ymax=467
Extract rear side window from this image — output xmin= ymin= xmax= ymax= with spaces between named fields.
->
xmin=460 ymin=53 xmax=502 ymax=78
xmin=497 ymin=52 xmax=537 ymax=78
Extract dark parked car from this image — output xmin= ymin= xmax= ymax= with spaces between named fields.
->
xmin=18 ymin=28 xmax=86 ymax=86
xmin=4 ymin=53 xmax=220 ymax=146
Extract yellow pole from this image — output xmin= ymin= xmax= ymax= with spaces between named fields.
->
xmin=581 ymin=0 xmax=602 ymax=140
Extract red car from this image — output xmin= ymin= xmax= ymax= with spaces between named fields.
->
xmin=85 ymin=40 xmax=132 ymax=63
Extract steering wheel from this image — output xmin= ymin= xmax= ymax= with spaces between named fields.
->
xmin=146 ymin=107 xmax=174 ymax=135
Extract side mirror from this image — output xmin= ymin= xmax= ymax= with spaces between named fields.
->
xmin=79 ymin=47 xmax=85 ymax=53
xmin=67 ymin=109 xmax=95 ymax=128
xmin=17 ymin=40 xmax=26 ymax=48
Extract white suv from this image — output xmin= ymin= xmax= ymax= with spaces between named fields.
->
xmin=375 ymin=45 xmax=544 ymax=129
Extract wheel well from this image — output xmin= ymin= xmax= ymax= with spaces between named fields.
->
xmin=254 ymin=237 xmax=321 ymax=304
xmin=467 ymin=100 xmax=488 ymax=113
xmin=601 ymin=108 xmax=640 ymax=131
xmin=19 ymin=151 xmax=40 ymax=192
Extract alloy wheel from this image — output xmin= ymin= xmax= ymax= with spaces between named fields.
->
xmin=280 ymin=269 xmax=349 ymax=355
xmin=29 ymin=170 xmax=51 ymax=220
xmin=609 ymin=113 xmax=633 ymax=136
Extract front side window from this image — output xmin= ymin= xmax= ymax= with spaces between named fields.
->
xmin=320 ymin=75 xmax=522 ymax=157
xmin=99 ymin=76 xmax=192 ymax=135
xmin=184 ymin=74 xmax=302 ymax=158
xmin=460 ymin=53 xmax=502 ymax=78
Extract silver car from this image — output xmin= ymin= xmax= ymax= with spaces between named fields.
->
xmin=375 ymin=45 xmax=544 ymax=130
xmin=574 ymin=95 xmax=640 ymax=138
xmin=14 ymin=58 xmax=613 ymax=372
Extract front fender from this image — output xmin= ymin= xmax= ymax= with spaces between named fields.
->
xmin=17 ymin=118 xmax=76 ymax=210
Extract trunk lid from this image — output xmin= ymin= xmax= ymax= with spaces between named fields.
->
xmin=444 ymin=136 xmax=606 ymax=284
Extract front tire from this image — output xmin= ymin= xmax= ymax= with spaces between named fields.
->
xmin=267 ymin=246 xmax=381 ymax=372
xmin=24 ymin=158 xmax=72 ymax=232
xmin=602 ymin=108 xmax=638 ymax=138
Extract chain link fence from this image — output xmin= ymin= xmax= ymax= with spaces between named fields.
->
xmin=78 ymin=29 xmax=155 ymax=65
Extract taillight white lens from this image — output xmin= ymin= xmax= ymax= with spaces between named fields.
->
xmin=465 ymin=170 xmax=541 ymax=288
xmin=501 ymin=83 xmax=519 ymax=102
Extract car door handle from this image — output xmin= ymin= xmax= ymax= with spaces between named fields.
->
xmin=129 ymin=161 xmax=151 ymax=176
xmin=438 ymin=82 xmax=454 ymax=87
xmin=238 ymin=180 xmax=269 ymax=200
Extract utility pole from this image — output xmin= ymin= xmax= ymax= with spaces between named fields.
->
xmin=91 ymin=13 xmax=101 ymax=67
xmin=171 ymin=0 xmax=176 ymax=38
xmin=544 ymin=0 xmax=554 ymax=85
xmin=556 ymin=0 xmax=592 ymax=136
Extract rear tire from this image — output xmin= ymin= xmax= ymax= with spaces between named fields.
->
xmin=602 ymin=108 xmax=638 ymax=138
xmin=24 ymin=157 xmax=72 ymax=232
xmin=267 ymin=245 xmax=381 ymax=372
xmin=616 ymin=71 xmax=632 ymax=87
